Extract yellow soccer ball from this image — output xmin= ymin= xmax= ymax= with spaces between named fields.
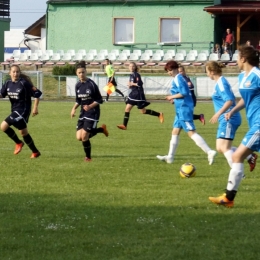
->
xmin=179 ymin=163 xmax=196 ymax=178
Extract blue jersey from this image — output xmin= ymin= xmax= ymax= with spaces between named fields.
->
xmin=212 ymin=76 xmax=241 ymax=124
xmin=239 ymin=67 xmax=260 ymax=127
xmin=170 ymin=74 xmax=194 ymax=121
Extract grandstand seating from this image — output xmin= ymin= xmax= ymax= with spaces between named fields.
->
xmin=113 ymin=53 xmax=128 ymax=65
xmin=166 ymin=50 xmax=176 ymax=57
xmin=56 ymin=53 xmax=72 ymax=66
xmin=133 ymin=50 xmax=142 ymax=57
xmin=220 ymin=53 xmax=231 ymax=63
xmin=99 ymin=49 xmax=108 ymax=58
xmin=128 ymin=53 xmax=139 ymax=61
xmin=84 ymin=53 xmax=95 ymax=63
xmin=185 ymin=53 xmax=196 ymax=62
xmin=177 ymin=49 xmax=186 ymax=57
xmin=56 ymin=50 xmax=65 ymax=57
xmin=144 ymin=50 xmax=153 ymax=57
xmin=155 ymin=50 xmax=164 ymax=57
xmin=23 ymin=53 xmax=39 ymax=66
xmin=12 ymin=53 xmax=29 ymax=65
xmin=121 ymin=50 xmax=130 ymax=58
xmin=34 ymin=50 xmax=43 ymax=58
xmin=45 ymin=50 xmax=54 ymax=57
xmin=200 ymin=50 xmax=209 ymax=56
xmin=174 ymin=53 xmax=185 ymax=62
xmin=1 ymin=47 xmax=242 ymax=72
xmin=66 ymin=49 xmax=75 ymax=57
xmin=24 ymin=49 xmax=32 ymax=57
xmin=106 ymin=53 xmax=117 ymax=62
xmin=110 ymin=49 xmax=120 ymax=57
xmin=88 ymin=49 xmax=97 ymax=57
xmin=188 ymin=50 xmax=198 ymax=57
xmin=77 ymin=49 xmax=87 ymax=57
xmin=12 ymin=49 xmax=21 ymax=59
xmin=147 ymin=53 xmax=162 ymax=66
xmin=209 ymin=53 xmax=219 ymax=61
xmin=45 ymin=53 xmax=61 ymax=66
xmin=90 ymin=53 xmax=106 ymax=66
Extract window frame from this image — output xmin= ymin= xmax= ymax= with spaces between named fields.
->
xmin=113 ymin=17 xmax=135 ymax=44
xmin=159 ymin=17 xmax=181 ymax=43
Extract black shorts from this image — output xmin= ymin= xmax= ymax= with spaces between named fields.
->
xmin=108 ymin=77 xmax=117 ymax=87
xmin=126 ymin=98 xmax=150 ymax=109
xmin=77 ymin=119 xmax=98 ymax=133
xmin=5 ymin=111 xmax=29 ymax=130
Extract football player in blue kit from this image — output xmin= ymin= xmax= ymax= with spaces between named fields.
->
xmin=209 ymin=46 xmax=260 ymax=207
xmin=178 ymin=66 xmax=205 ymax=125
xmin=0 ymin=64 xmax=42 ymax=158
xmin=156 ymin=60 xmax=217 ymax=165
xmin=206 ymin=61 xmax=257 ymax=173
xmin=117 ymin=62 xmax=164 ymax=130
xmin=70 ymin=61 xmax=108 ymax=162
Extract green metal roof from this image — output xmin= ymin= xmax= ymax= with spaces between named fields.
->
xmin=47 ymin=0 xmax=214 ymax=4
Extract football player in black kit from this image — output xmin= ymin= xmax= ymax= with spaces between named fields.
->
xmin=117 ymin=62 xmax=164 ymax=130
xmin=0 ymin=64 xmax=42 ymax=158
xmin=70 ymin=61 xmax=108 ymax=162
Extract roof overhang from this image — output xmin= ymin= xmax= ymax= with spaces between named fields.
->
xmin=24 ymin=15 xmax=46 ymax=37
xmin=204 ymin=2 xmax=260 ymax=14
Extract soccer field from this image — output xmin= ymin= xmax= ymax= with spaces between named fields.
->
xmin=0 ymin=101 xmax=259 ymax=260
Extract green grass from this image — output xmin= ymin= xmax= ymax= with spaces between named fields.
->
xmin=0 ymin=101 xmax=259 ymax=260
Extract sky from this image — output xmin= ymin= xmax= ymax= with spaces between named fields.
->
xmin=10 ymin=0 xmax=47 ymax=29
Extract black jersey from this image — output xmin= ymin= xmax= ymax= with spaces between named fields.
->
xmin=75 ymin=78 xmax=103 ymax=121
xmin=1 ymin=78 xmax=42 ymax=114
xmin=128 ymin=72 xmax=146 ymax=101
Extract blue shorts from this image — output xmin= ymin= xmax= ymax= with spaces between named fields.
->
xmin=173 ymin=116 xmax=196 ymax=132
xmin=216 ymin=121 xmax=240 ymax=140
xmin=241 ymin=124 xmax=260 ymax=152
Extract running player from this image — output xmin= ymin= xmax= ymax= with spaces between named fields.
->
xmin=209 ymin=45 xmax=260 ymax=207
xmin=156 ymin=60 xmax=217 ymax=164
xmin=70 ymin=61 xmax=108 ymax=161
xmin=206 ymin=61 xmax=257 ymax=173
xmin=0 ymin=64 xmax=42 ymax=158
xmin=117 ymin=62 xmax=164 ymax=130
xmin=104 ymin=59 xmax=125 ymax=102
xmin=178 ymin=66 xmax=205 ymax=125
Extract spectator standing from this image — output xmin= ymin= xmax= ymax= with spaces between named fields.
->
xmin=222 ymin=28 xmax=234 ymax=47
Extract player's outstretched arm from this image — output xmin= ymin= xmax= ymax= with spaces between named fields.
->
xmin=71 ymin=103 xmax=79 ymax=118
xmin=32 ymin=98 xmax=40 ymax=117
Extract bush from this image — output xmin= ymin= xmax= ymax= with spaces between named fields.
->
xmin=52 ymin=64 xmax=76 ymax=75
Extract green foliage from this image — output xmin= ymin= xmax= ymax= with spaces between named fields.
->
xmin=52 ymin=63 xmax=76 ymax=75
xmin=0 ymin=101 xmax=259 ymax=260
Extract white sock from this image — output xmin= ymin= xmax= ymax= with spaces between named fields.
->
xmin=190 ymin=133 xmax=211 ymax=154
xmin=167 ymin=135 xmax=179 ymax=158
xmin=227 ymin=163 xmax=244 ymax=191
xmin=224 ymin=149 xmax=234 ymax=168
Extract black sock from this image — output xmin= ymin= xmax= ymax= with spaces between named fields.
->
xmin=123 ymin=112 xmax=130 ymax=127
xmin=193 ymin=114 xmax=200 ymax=120
xmin=106 ymin=93 xmax=109 ymax=101
xmin=144 ymin=109 xmax=160 ymax=117
xmin=4 ymin=128 xmax=22 ymax=144
xmin=82 ymin=140 xmax=91 ymax=158
xmin=23 ymin=134 xmax=39 ymax=153
xmin=226 ymin=190 xmax=237 ymax=201
xmin=116 ymin=89 xmax=124 ymax=97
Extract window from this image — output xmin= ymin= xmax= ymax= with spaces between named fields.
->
xmin=160 ymin=18 xmax=180 ymax=43
xmin=114 ymin=18 xmax=134 ymax=44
